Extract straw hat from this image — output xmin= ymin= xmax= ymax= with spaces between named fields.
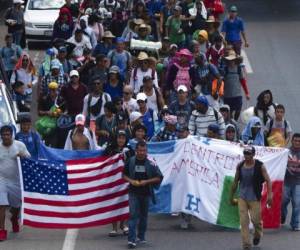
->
xmin=137 ymin=51 xmax=149 ymax=61
xmin=135 ymin=23 xmax=152 ymax=35
xmin=206 ymin=15 xmax=219 ymax=23
xmin=225 ymin=49 xmax=238 ymax=60
xmin=103 ymin=31 xmax=115 ymax=39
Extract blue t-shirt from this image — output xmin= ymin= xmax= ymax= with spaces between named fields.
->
xmin=221 ymin=17 xmax=245 ymax=42
xmin=104 ymin=81 xmax=123 ymax=99
xmin=107 ymin=50 xmax=131 ymax=78
xmin=142 ymin=109 xmax=155 ymax=139
xmin=15 ymin=131 xmax=41 ymax=159
xmin=0 ymin=45 xmax=22 ymax=71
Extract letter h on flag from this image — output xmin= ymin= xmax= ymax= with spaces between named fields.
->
xmin=19 ymin=154 xmax=129 ymax=229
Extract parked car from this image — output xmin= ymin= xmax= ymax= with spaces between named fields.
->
xmin=24 ymin=0 xmax=79 ymax=46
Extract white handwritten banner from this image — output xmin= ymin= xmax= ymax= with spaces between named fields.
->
xmin=146 ymin=137 xmax=289 ymax=229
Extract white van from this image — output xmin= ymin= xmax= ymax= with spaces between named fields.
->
xmin=24 ymin=0 xmax=79 ymax=45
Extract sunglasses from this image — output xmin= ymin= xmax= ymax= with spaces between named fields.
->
xmin=137 ymin=100 xmax=145 ymax=104
xmin=243 ymin=151 xmax=253 ymax=156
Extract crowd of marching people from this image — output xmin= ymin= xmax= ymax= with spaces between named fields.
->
xmin=0 ymin=0 xmax=299 ymax=249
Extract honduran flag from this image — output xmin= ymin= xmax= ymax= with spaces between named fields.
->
xmin=144 ymin=137 xmax=289 ymax=229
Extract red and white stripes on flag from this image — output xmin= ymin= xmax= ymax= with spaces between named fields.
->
xmin=21 ymin=154 xmax=129 ymax=229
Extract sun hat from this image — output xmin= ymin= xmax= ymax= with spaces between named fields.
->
xmin=175 ymin=48 xmax=193 ymax=61
xmin=103 ymin=31 xmax=115 ymax=38
xmin=137 ymin=51 xmax=149 ymax=61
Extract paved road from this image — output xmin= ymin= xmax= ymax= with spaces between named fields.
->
xmin=1 ymin=0 xmax=300 ymax=250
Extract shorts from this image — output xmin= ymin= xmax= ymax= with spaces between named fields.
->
xmin=0 ymin=183 xmax=21 ymax=208
xmin=224 ymin=96 xmax=243 ymax=112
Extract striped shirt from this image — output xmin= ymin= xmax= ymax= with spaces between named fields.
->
xmin=188 ymin=107 xmax=225 ymax=138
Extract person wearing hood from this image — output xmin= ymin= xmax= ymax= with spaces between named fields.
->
xmin=52 ymin=7 xmax=74 ymax=41
xmin=225 ymin=124 xmax=238 ymax=142
xmin=75 ymin=15 xmax=97 ymax=49
xmin=10 ymin=52 xmax=36 ymax=99
xmin=241 ymin=116 xmax=265 ymax=146
xmin=64 ymin=114 xmax=98 ymax=150
xmin=254 ymin=89 xmax=276 ymax=126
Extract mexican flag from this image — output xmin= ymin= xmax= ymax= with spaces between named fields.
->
xmin=145 ymin=137 xmax=289 ymax=229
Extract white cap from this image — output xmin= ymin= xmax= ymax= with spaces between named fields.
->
xmin=75 ymin=114 xmax=85 ymax=126
xmin=129 ymin=111 xmax=142 ymax=123
xmin=136 ymin=92 xmax=147 ymax=101
xmin=177 ymin=85 xmax=188 ymax=92
xmin=13 ymin=0 xmax=24 ymax=4
xmin=70 ymin=70 xmax=79 ymax=77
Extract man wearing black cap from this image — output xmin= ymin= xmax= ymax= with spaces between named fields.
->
xmin=230 ymin=146 xmax=273 ymax=250
xmin=188 ymin=95 xmax=225 ymax=138
xmin=15 ymin=115 xmax=41 ymax=159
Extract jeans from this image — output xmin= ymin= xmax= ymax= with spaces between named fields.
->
xmin=12 ymin=31 xmax=23 ymax=46
xmin=281 ymin=183 xmax=300 ymax=229
xmin=238 ymin=198 xmax=262 ymax=248
xmin=128 ymin=192 xmax=149 ymax=243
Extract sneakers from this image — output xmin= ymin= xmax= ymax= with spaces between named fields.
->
xmin=253 ymin=237 xmax=260 ymax=246
xmin=292 ymin=227 xmax=300 ymax=231
xmin=11 ymin=217 xmax=20 ymax=233
xmin=122 ymin=226 xmax=129 ymax=235
xmin=108 ymin=230 xmax=118 ymax=237
xmin=127 ymin=241 xmax=136 ymax=249
xmin=137 ymin=238 xmax=147 ymax=244
xmin=0 ymin=230 xmax=7 ymax=241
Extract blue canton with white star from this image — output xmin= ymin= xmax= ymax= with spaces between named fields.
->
xmin=21 ymin=159 xmax=69 ymax=195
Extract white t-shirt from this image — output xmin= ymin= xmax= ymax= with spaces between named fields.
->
xmin=67 ymin=35 xmax=92 ymax=57
xmin=129 ymin=68 xmax=158 ymax=94
xmin=0 ymin=140 xmax=30 ymax=185
xmin=82 ymin=93 xmax=111 ymax=121
xmin=144 ymin=90 xmax=158 ymax=114
xmin=123 ymin=97 xmax=138 ymax=114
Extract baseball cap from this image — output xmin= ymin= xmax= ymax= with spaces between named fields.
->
xmin=58 ymin=46 xmax=67 ymax=53
xmin=243 ymin=145 xmax=255 ymax=155
xmin=177 ymin=85 xmax=188 ymax=92
xmin=109 ymin=65 xmax=120 ymax=74
xmin=230 ymin=5 xmax=238 ymax=12
xmin=174 ymin=5 xmax=182 ymax=11
xmin=143 ymin=75 xmax=152 ymax=82
xmin=116 ymin=112 xmax=128 ymax=123
xmin=129 ymin=111 xmax=142 ymax=123
xmin=75 ymin=114 xmax=86 ymax=126
xmin=70 ymin=70 xmax=79 ymax=77
xmin=116 ymin=37 xmax=125 ymax=43
xmin=220 ymin=104 xmax=230 ymax=112
xmin=48 ymin=81 xmax=58 ymax=89
xmin=195 ymin=95 xmax=208 ymax=107
xmin=170 ymin=44 xmax=178 ymax=49
xmin=208 ymin=124 xmax=220 ymax=134
xmin=50 ymin=59 xmax=61 ymax=69
xmin=117 ymin=129 xmax=126 ymax=137
xmin=136 ymin=92 xmax=147 ymax=102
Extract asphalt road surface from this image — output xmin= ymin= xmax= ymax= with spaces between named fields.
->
xmin=1 ymin=0 xmax=300 ymax=250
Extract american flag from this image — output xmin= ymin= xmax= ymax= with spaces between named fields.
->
xmin=20 ymin=154 xmax=129 ymax=229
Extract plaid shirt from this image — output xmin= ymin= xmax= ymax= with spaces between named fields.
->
xmin=156 ymin=128 xmax=178 ymax=141
xmin=41 ymin=73 xmax=68 ymax=95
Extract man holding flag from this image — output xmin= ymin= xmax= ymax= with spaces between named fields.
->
xmin=230 ymin=146 xmax=273 ymax=250
xmin=0 ymin=125 xmax=30 ymax=241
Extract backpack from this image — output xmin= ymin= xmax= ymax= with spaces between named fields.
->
xmin=266 ymin=119 xmax=288 ymax=139
xmin=173 ymin=63 xmax=191 ymax=90
xmin=224 ymin=65 xmax=242 ymax=77
xmin=87 ymin=93 xmax=109 ymax=118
